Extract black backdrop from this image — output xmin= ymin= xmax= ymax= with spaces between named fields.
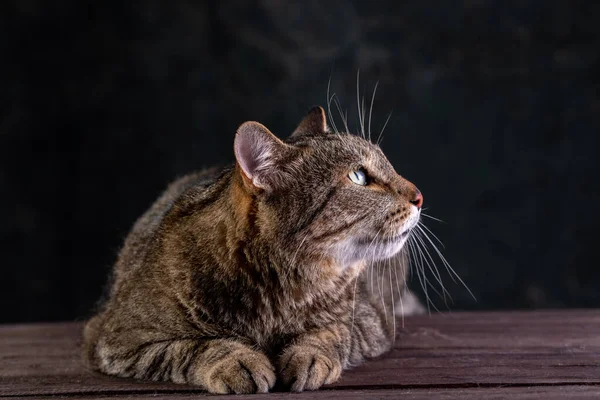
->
xmin=1 ymin=1 xmax=599 ymax=323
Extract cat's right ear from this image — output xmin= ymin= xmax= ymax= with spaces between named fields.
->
xmin=291 ymin=106 xmax=329 ymax=138
xmin=234 ymin=121 xmax=289 ymax=190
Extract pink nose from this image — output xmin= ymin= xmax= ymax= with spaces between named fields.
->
xmin=410 ymin=189 xmax=423 ymax=209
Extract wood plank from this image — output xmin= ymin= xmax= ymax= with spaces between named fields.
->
xmin=332 ymin=310 xmax=600 ymax=387
xmin=18 ymin=386 xmax=599 ymax=400
xmin=0 ymin=311 xmax=598 ymax=397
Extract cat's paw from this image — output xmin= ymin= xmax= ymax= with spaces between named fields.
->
xmin=203 ymin=349 xmax=276 ymax=394
xmin=279 ymin=346 xmax=342 ymax=392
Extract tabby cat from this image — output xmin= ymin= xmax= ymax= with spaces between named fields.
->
xmin=82 ymin=106 xmax=424 ymax=393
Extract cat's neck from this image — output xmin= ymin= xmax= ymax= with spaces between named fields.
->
xmin=221 ymin=169 xmax=361 ymax=304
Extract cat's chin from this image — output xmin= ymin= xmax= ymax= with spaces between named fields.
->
xmin=336 ymin=233 xmax=409 ymax=268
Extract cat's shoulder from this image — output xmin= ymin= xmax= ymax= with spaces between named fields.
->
xmin=166 ymin=167 xmax=225 ymax=199
xmin=129 ymin=166 xmax=230 ymax=235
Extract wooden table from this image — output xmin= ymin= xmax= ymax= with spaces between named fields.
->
xmin=1 ymin=311 xmax=599 ymax=399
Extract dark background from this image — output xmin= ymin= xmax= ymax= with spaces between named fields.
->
xmin=1 ymin=1 xmax=599 ymax=323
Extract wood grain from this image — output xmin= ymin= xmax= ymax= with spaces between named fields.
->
xmin=1 ymin=310 xmax=599 ymax=398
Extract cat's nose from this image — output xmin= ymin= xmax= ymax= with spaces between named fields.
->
xmin=410 ymin=189 xmax=423 ymax=209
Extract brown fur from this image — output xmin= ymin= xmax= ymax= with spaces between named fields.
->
xmin=82 ymin=106 xmax=423 ymax=393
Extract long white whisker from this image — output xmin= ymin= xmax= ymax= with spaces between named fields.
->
xmin=326 ymin=79 xmax=339 ymax=134
xmin=358 ymin=227 xmax=383 ymax=306
xmin=421 ymin=212 xmax=444 ymax=223
xmin=377 ymin=111 xmax=392 ymax=145
xmin=361 ymin=96 xmax=366 ymax=141
xmin=406 ymin=236 xmax=425 ymax=307
xmin=392 ymin=254 xmax=405 ymax=328
xmin=411 ymin=229 xmax=453 ymax=303
xmin=285 ymin=233 xmax=310 ymax=283
xmin=414 ymin=225 xmax=456 ymax=285
xmin=388 ymin=258 xmax=395 ymax=342
xmin=333 ymin=96 xmax=350 ymax=134
xmin=370 ymin=257 xmax=376 ymax=295
xmin=368 ymin=237 xmax=387 ymax=322
xmin=368 ymin=81 xmax=379 ymax=143
xmin=356 ymin=70 xmax=364 ymax=139
xmin=361 ymin=227 xmax=384 ymax=259
xmin=409 ymin=234 xmax=442 ymax=312
xmin=415 ymin=225 xmax=477 ymax=301
xmin=378 ymin=251 xmax=387 ymax=323
xmin=350 ymin=274 xmax=359 ymax=337
xmin=418 ymin=221 xmax=445 ymax=249
xmin=407 ymin=235 xmax=433 ymax=313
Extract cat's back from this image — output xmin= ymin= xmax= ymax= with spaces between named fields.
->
xmin=113 ymin=167 xmax=225 ymax=284
xmin=83 ymin=167 xmax=228 ymax=366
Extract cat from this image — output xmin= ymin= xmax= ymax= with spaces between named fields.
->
xmin=82 ymin=106 xmax=424 ymax=393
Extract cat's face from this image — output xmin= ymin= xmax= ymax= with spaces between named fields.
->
xmin=234 ymin=107 xmax=422 ymax=271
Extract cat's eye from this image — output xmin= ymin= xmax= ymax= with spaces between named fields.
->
xmin=348 ymin=169 xmax=368 ymax=186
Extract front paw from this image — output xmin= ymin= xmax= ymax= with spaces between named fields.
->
xmin=279 ymin=345 xmax=342 ymax=392
xmin=204 ymin=348 xmax=276 ymax=394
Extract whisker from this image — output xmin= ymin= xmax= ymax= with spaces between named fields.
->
xmin=411 ymin=229 xmax=453 ymax=306
xmin=415 ymin=224 xmax=477 ymax=301
xmin=360 ymin=227 xmax=384 ymax=309
xmin=407 ymin=236 xmax=436 ymax=313
xmin=421 ymin=212 xmax=444 ymax=223
xmin=367 ymin=81 xmax=379 ymax=144
xmin=367 ymin=251 xmax=373 ymax=295
xmin=414 ymin=225 xmax=456 ymax=285
xmin=417 ymin=221 xmax=445 ymax=249
xmin=411 ymin=228 xmax=450 ymax=293
xmin=379 ymin=253 xmax=387 ymax=323
xmin=392 ymin=253 xmax=405 ymax=328
xmin=361 ymin=96 xmax=367 ymax=141
xmin=370 ymin=237 xmax=387 ymax=322
xmin=361 ymin=226 xmax=383 ymax=259
xmin=405 ymin=237 xmax=425 ymax=308
xmin=285 ymin=233 xmax=310 ymax=284
xmin=370 ymin=257 xmax=376 ymax=295
xmin=333 ymin=95 xmax=350 ymax=134
xmin=412 ymin=236 xmax=445 ymax=310
xmin=377 ymin=111 xmax=392 ymax=145
xmin=326 ymin=78 xmax=339 ymax=134
xmin=350 ymin=274 xmax=359 ymax=337
xmin=388 ymin=258 xmax=396 ymax=342
xmin=356 ymin=70 xmax=365 ymax=139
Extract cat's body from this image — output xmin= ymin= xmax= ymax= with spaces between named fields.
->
xmin=83 ymin=107 xmax=423 ymax=393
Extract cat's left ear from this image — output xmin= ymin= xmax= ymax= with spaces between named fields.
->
xmin=234 ymin=121 xmax=290 ymax=190
xmin=291 ymin=106 xmax=329 ymax=138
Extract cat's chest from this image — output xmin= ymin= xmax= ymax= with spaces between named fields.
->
xmin=239 ymin=291 xmax=352 ymax=345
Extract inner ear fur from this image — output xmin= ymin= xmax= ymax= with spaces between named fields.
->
xmin=234 ymin=121 xmax=289 ymax=190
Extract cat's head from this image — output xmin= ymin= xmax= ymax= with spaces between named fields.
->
xmin=234 ymin=106 xmax=422 ymax=273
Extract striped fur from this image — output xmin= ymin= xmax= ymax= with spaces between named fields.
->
xmin=82 ymin=106 xmax=423 ymax=393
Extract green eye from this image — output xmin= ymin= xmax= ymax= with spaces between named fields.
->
xmin=348 ymin=169 xmax=367 ymax=185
